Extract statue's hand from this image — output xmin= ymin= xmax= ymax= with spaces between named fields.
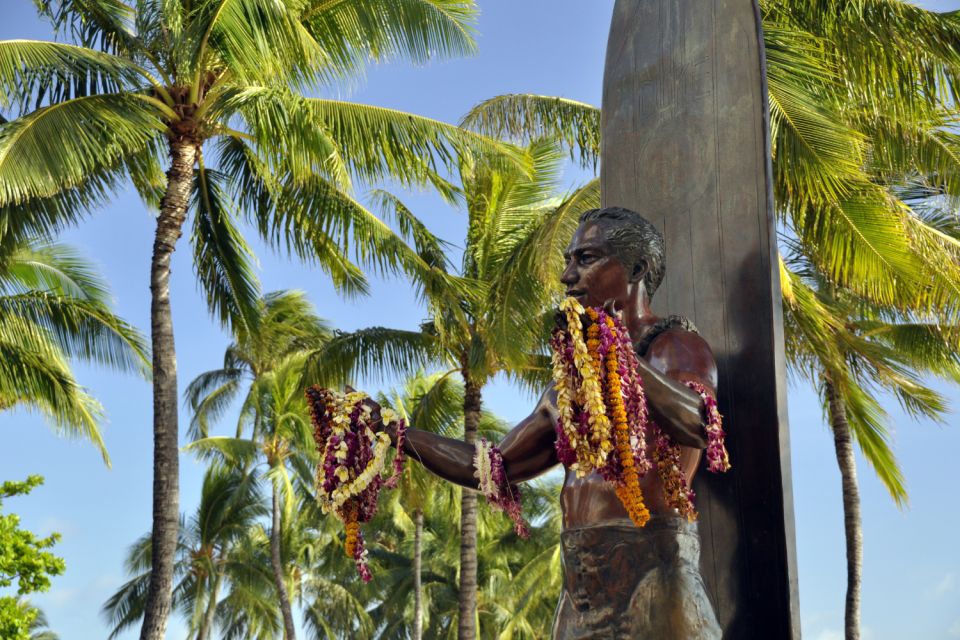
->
xmin=344 ymin=385 xmax=392 ymax=437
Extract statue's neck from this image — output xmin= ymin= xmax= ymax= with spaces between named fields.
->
xmin=621 ymin=289 xmax=659 ymax=344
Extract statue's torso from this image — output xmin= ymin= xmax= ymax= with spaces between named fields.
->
xmin=557 ymin=316 xmax=703 ymax=530
xmin=560 ymin=447 xmax=702 ymax=529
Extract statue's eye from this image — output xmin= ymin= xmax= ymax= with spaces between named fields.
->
xmin=580 ymin=254 xmax=598 ymax=265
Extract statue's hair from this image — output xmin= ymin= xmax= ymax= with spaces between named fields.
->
xmin=578 ymin=206 xmax=665 ymax=296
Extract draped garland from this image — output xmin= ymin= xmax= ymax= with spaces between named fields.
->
xmin=550 ymin=297 xmax=730 ymax=525
xmin=306 ymin=387 xmax=407 ymax=581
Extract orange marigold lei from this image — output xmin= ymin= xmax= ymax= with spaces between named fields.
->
xmin=550 ymin=297 xmax=729 ymax=525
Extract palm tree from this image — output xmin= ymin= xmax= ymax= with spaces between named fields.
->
xmin=25 ymin=602 xmax=59 ymax=640
xmin=188 ymin=355 xmax=313 ymax=640
xmin=102 ymin=464 xmax=267 ymax=640
xmin=373 ymin=373 xmax=480 ymax=640
xmin=0 ymin=234 xmax=148 ymax=463
xmin=185 ymin=291 xmax=330 ymax=640
xmin=779 ymin=189 xmax=960 ymax=639
xmin=458 ymin=4 xmax=960 ymax=637
xmin=367 ymin=467 xmax=563 ymax=640
xmin=309 ymin=139 xmax=597 ymax=638
xmin=298 ymin=371 xmax=561 ymax=640
xmin=2 ymin=3 xmax=518 ymax=636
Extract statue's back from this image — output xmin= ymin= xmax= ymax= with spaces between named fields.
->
xmin=602 ymin=0 xmax=800 ymax=637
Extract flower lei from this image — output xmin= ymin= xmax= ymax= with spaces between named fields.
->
xmin=306 ymin=386 xmax=407 ymax=582
xmin=474 ymin=438 xmax=529 ymax=538
xmin=688 ymin=380 xmax=731 ymax=473
xmin=550 ymin=297 xmax=730 ymax=525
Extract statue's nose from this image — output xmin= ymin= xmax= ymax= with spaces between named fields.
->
xmin=560 ymin=261 xmax=578 ymax=286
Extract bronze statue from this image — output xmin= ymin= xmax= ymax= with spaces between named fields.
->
xmin=376 ymin=207 xmax=722 ymax=638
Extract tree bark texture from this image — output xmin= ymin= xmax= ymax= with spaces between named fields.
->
xmin=414 ymin=508 xmax=424 ymax=640
xmin=826 ymin=381 xmax=862 ymax=640
xmin=272 ymin=483 xmax=298 ymax=640
xmin=457 ymin=376 xmax=481 ymax=640
xmin=140 ymin=140 xmax=197 ymax=640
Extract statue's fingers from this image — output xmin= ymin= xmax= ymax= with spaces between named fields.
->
xmin=603 ymin=298 xmax=622 ymax=317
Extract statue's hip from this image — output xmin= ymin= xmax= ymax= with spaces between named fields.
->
xmin=552 ymin=516 xmax=720 ymax=639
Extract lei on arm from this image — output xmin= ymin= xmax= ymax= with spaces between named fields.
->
xmin=306 ymin=387 xmax=408 ymax=582
xmin=549 ymin=297 xmax=730 ymax=525
xmin=473 ymin=438 xmax=529 ymax=538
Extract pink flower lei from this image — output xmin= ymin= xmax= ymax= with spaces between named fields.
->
xmin=685 ymin=381 xmax=730 ymax=473
xmin=549 ymin=298 xmax=731 ymax=523
xmin=306 ymin=386 xmax=407 ymax=581
xmin=473 ymin=438 xmax=529 ymax=538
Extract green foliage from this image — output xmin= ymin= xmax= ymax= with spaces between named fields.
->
xmin=0 ymin=236 xmax=149 ymax=463
xmin=2 ymin=0 xmax=518 ymax=337
xmin=101 ymin=466 xmax=268 ymax=639
xmin=0 ymin=477 xmax=65 ymax=640
xmin=307 ymin=138 xmax=598 ymax=393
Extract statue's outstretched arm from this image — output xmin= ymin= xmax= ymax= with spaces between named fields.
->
xmin=387 ymin=387 xmax=560 ymax=489
xmin=641 ymin=328 xmax=719 ymax=449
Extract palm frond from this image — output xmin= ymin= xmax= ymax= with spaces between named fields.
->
xmin=191 ymin=164 xmax=262 ymax=334
xmin=0 ymin=291 xmax=149 ymax=374
xmin=302 ymin=98 xmax=526 ymax=185
xmin=184 ymin=368 xmax=243 ymax=440
xmin=0 ymin=39 xmax=150 ymax=112
xmin=0 ymin=321 xmax=108 ymax=463
xmin=305 ymin=327 xmax=445 ymax=387
xmin=765 ymin=25 xmax=868 ymax=209
xmin=101 ymin=571 xmax=151 ymax=639
xmin=187 ymin=0 xmax=325 ymax=91
xmin=0 ymin=237 xmax=111 ymax=302
xmin=33 ymin=0 xmax=139 ymax=54
xmin=0 ymin=93 xmax=166 ymax=205
xmin=215 ymin=136 xmax=371 ymax=298
xmin=461 ymin=94 xmax=600 ymax=169
xmin=301 ymin=0 xmax=477 ymax=74
xmin=183 ymin=436 xmax=261 ymax=466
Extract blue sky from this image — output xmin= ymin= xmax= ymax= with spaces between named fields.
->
xmin=2 ymin=2 xmax=960 ymax=639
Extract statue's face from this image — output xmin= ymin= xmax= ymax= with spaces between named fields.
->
xmin=561 ymin=221 xmax=638 ymax=308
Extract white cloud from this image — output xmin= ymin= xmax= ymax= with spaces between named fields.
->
xmin=814 ymin=630 xmax=844 ymax=640
xmin=948 ymin=619 xmax=960 ymax=638
xmin=44 ymin=587 xmax=80 ymax=607
xmin=934 ymin=572 xmax=956 ymax=596
xmin=38 ymin=515 xmax=74 ymax=537
xmin=94 ymin=573 xmax=123 ymax=590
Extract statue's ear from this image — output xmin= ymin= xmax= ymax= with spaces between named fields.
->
xmin=630 ymin=259 xmax=648 ymax=283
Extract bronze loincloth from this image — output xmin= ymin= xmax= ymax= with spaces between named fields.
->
xmin=552 ymin=516 xmax=721 ymax=639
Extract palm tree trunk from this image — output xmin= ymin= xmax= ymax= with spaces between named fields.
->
xmin=826 ymin=381 xmax=862 ymax=640
xmin=196 ymin=569 xmax=222 ymax=640
xmin=457 ymin=374 xmax=481 ymax=640
xmin=271 ymin=483 xmax=297 ymax=640
xmin=140 ymin=139 xmax=197 ymax=640
xmin=413 ymin=508 xmax=424 ymax=640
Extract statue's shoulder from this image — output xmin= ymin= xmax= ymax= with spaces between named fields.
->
xmin=634 ymin=315 xmax=700 ymax=356
xmin=641 ymin=316 xmax=718 ymax=389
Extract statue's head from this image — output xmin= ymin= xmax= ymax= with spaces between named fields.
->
xmin=561 ymin=206 xmax=665 ymax=308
